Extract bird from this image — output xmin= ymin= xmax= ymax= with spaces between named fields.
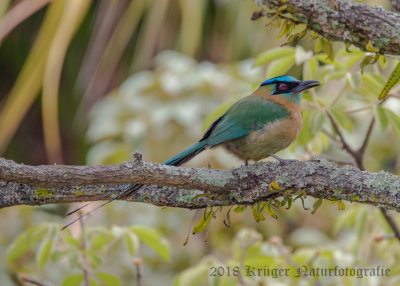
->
xmin=62 ymin=75 xmax=320 ymax=229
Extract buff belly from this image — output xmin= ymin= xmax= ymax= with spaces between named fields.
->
xmin=222 ymin=116 xmax=302 ymax=161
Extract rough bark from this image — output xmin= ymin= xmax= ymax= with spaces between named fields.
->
xmin=1 ymin=156 xmax=400 ymax=211
xmin=255 ymin=0 xmax=400 ymax=55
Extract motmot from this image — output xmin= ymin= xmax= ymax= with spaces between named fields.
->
xmin=63 ymin=75 xmax=320 ymax=229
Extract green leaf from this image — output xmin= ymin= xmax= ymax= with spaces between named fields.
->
xmin=366 ymin=40 xmax=379 ymax=53
xmin=311 ymin=198 xmax=323 ymax=214
xmin=297 ymin=110 xmax=325 ymax=146
xmin=303 ymin=57 xmax=318 ymax=79
xmin=62 ymin=274 xmax=84 ymax=286
xmin=130 ymin=226 xmax=171 ymax=261
xmin=52 ymin=250 xmax=72 ymax=262
xmin=192 ymin=211 xmax=212 ymax=234
xmin=252 ymin=203 xmax=265 ymax=222
xmin=376 ymin=106 xmax=389 ymax=130
xmin=124 ymin=232 xmax=140 ymax=256
xmin=319 ymin=37 xmax=334 ymax=60
xmin=325 ymin=70 xmax=346 ymax=82
xmin=67 ymin=252 xmax=79 ymax=268
xmin=286 ymin=196 xmax=293 ymax=209
xmin=96 ymin=272 xmax=121 ymax=286
xmin=36 ymin=239 xmax=53 ymax=269
xmin=331 ymin=107 xmax=353 ymax=131
xmin=378 ymin=55 xmax=387 ymax=69
xmin=315 ymin=54 xmax=341 ymax=68
xmin=296 ymin=110 xmax=313 ymax=145
xmin=7 ymin=224 xmax=48 ymax=263
xmin=233 ymin=205 xmax=244 ymax=213
xmin=266 ymin=55 xmax=295 ymax=78
xmin=264 ymin=202 xmax=278 ymax=219
xmin=285 ymin=25 xmax=308 ymax=45
xmin=89 ymin=228 xmax=113 ymax=251
xmin=268 ymin=180 xmax=280 ymax=192
xmin=362 ymin=73 xmax=385 ymax=95
xmin=253 ymin=47 xmax=294 ymax=67
xmin=360 ymin=55 xmax=373 ymax=72
xmin=62 ymin=235 xmax=81 ymax=248
xmin=379 ymin=62 xmax=400 ymax=100
xmin=84 ymin=250 xmax=103 ymax=269
xmin=337 ymin=200 xmax=345 ymax=210
xmin=387 ymin=109 xmax=400 ymax=137
xmin=275 ymin=21 xmax=293 ymax=40
xmin=291 ymin=23 xmax=307 ymax=35
xmin=314 ymin=38 xmax=323 ymax=54
xmin=342 ymin=51 xmax=365 ymax=70
xmin=309 ymin=110 xmax=326 ymax=134
xmin=345 ymin=73 xmax=361 ymax=91
xmin=173 ymin=257 xmax=215 ymax=286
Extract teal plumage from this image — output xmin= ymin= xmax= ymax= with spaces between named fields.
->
xmin=165 ymin=96 xmax=289 ymax=165
xmin=164 ymin=76 xmax=319 ymax=165
xmin=62 ymin=75 xmax=320 ymax=229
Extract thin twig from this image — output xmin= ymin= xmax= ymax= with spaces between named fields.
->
xmin=345 ymin=106 xmax=372 ymax=114
xmin=18 ymin=274 xmax=54 ymax=286
xmin=321 ymin=128 xmax=342 ymax=145
xmin=325 ymin=111 xmax=358 ymax=158
xmin=133 ymin=258 xmax=143 ymax=286
xmin=79 ymin=217 xmax=91 ymax=286
xmin=374 ymin=234 xmax=396 ymax=242
xmin=357 ymin=118 xmax=375 ymax=161
xmin=380 ymin=208 xmax=400 ymax=241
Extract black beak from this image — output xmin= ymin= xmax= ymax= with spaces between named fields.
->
xmin=293 ymin=80 xmax=320 ymax=94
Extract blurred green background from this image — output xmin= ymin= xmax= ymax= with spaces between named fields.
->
xmin=1 ymin=0 xmax=400 ymax=285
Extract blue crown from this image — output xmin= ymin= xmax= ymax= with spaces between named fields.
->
xmin=260 ymin=75 xmax=298 ymax=86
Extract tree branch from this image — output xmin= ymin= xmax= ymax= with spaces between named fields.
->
xmin=1 ymin=157 xmax=400 ymax=212
xmin=255 ymin=0 xmax=400 ymax=55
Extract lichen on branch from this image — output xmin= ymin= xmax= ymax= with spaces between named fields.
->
xmin=1 ymin=157 xmax=400 ymax=212
xmin=255 ymin=0 xmax=400 ymax=55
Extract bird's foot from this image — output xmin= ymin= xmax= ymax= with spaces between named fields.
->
xmin=269 ymin=154 xmax=298 ymax=163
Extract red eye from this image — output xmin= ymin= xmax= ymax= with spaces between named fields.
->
xmin=279 ymin=83 xmax=288 ymax=90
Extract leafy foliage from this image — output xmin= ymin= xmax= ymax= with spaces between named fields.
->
xmin=174 ymin=222 xmax=400 ymax=285
xmin=6 ymin=223 xmax=170 ymax=285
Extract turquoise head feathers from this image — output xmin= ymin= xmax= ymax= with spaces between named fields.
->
xmin=260 ymin=75 xmax=320 ymax=105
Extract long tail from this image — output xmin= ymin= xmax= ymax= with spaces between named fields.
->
xmin=62 ymin=141 xmax=207 ymax=229
xmin=163 ymin=141 xmax=207 ymax=166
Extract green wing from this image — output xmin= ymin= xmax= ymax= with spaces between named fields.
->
xmin=203 ymin=96 xmax=289 ymax=147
